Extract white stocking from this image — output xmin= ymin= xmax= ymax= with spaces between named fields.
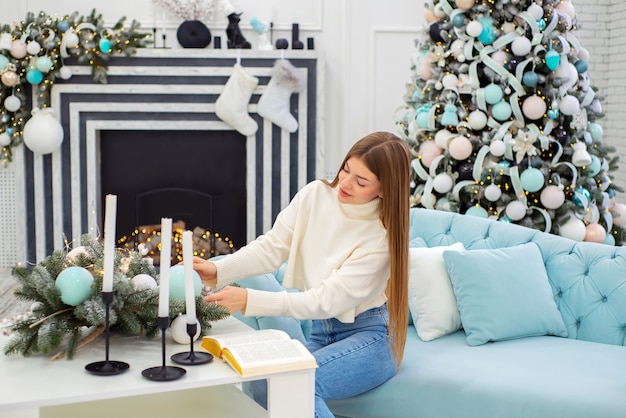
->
xmin=257 ymin=59 xmax=305 ymax=133
xmin=215 ymin=64 xmax=259 ymax=136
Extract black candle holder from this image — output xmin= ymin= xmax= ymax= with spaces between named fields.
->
xmin=152 ymin=27 xmax=157 ymax=48
xmin=85 ymin=292 xmax=130 ymax=376
xmin=142 ymin=316 xmax=186 ymax=381
xmin=171 ymin=322 xmax=213 ymax=365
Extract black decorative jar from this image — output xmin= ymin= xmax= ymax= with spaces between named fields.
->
xmin=176 ymin=20 xmax=212 ymax=48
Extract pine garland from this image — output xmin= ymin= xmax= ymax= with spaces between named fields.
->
xmin=3 ymin=234 xmax=230 ymax=360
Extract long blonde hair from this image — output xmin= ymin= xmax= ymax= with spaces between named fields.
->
xmin=324 ymin=131 xmax=410 ymax=369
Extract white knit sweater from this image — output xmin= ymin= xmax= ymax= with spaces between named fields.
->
xmin=213 ymin=180 xmax=390 ymax=323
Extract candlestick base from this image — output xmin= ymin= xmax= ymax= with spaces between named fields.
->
xmin=142 ymin=365 xmax=186 ymax=381
xmin=171 ymin=350 xmax=213 ymax=365
xmin=85 ymin=360 xmax=130 ymax=376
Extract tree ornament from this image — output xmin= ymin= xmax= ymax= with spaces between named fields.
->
xmin=452 ymin=14 xmax=466 ymax=28
xmin=559 ymin=95 xmax=580 ymax=116
xmin=571 ymin=142 xmax=592 ymax=167
xmin=611 ymin=203 xmax=626 ymax=226
xmin=492 ymin=100 xmax=512 ymax=121
xmin=448 ymin=136 xmax=473 ymax=160
xmin=0 ymin=32 xmax=12 ymax=50
xmin=4 ymin=95 xmax=21 ymax=112
xmin=559 ymin=215 xmax=586 ymax=241
xmin=520 ymin=167 xmax=544 ymax=192
xmin=477 ymin=16 xmax=496 ymax=45
xmin=468 ymin=110 xmax=487 ymax=130
xmin=429 ymin=21 xmax=446 ymax=43
xmin=169 ymin=265 xmax=203 ymax=301
xmin=26 ymin=68 xmax=44 ymax=84
xmin=511 ymin=36 xmax=532 ymax=56
xmin=23 ymin=108 xmax=64 ymax=155
xmin=484 ymin=184 xmax=502 ymax=202
xmin=98 ymin=38 xmax=112 ymax=53
xmin=26 ymin=41 xmax=41 ymax=55
xmin=55 ymin=266 xmax=94 ymax=306
xmin=441 ymin=102 xmax=459 ymax=126
xmin=545 ymin=50 xmax=560 ymax=71
xmin=419 ymin=140 xmax=443 ymax=167
xmin=527 ymin=4 xmax=544 ymax=20
xmin=484 ymin=84 xmax=503 ymax=104
xmin=1 ymin=70 xmax=18 ymax=87
xmin=433 ymin=173 xmax=454 ymax=193
xmin=466 ymin=20 xmax=483 ymax=38
xmin=170 ymin=314 xmax=201 ymax=344
xmin=36 ymin=56 xmax=53 ymax=73
xmin=434 ymin=129 xmax=454 ymax=149
xmin=584 ymin=223 xmax=606 ymax=243
xmin=574 ymin=60 xmax=588 ymax=74
xmin=506 ymin=201 xmax=526 ymax=221
xmin=131 ymin=273 xmax=158 ymax=289
xmin=556 ymin=1 xmax=576 ymax=18
xmin=416 ymin=105 xmax=432 ymax=129
xmin=585 ymin=155 xmax=601 ymax=177
xmin=540 ymin=185 xmax=565 ymax=209
xmin=0 ymin=132 xmax=11 ymax=146
xmin=59 ymin=66 xmax=72 ymax=80
xmin=522 ymin=71 xmax=539 ymax=87
xmin=466 ymin=205 xmax=488 ymax=218
xmin=522 ymin=95 xmax=547 ymax=120
xmin=9 ymin=40 xmax=27 ymax=59
xmin=67 ymin=245 xmax=89 ymax=262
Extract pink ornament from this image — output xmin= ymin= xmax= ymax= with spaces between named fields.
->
xmin=419 ymin=141 xmax=443 ymax=168
xmin=611 ymin=203 xmax=626 ymax=226
xmin=522 ymin=95 xmax=547 ymax=120
xmin=1 ymin=70 xmax=18 ymax=87
xmin=448 ymin=136 xmax=473 ymax=160
xmin=455 ymin=0 xmax=475 ymax=11
xmin=10 ymin=40 xmax=27 ymax=59
xmin=419 ymin=58 xmax=433 ymax=80
xmin=424 ymin=8 xmax=440 ymax=23
xmin=584 ymin=223 xmax=606 ymax=243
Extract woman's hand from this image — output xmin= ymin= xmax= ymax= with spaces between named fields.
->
xmin=181 ymin=256 xmax=218 ymax=289
xmin=204 ymin=286 xmax=248 ymax=314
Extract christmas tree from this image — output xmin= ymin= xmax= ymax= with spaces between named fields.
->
xmin=395 ymin=0 xmax=626 ymax=245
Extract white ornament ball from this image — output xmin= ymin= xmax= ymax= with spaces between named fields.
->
xmin=522 ymin=95 xmax=547 ymax=120
xmin=489 ymin=140 xmax=506 ymax=157
xmin=502 ymin=22 xmax=516 ymax=34
xmin=450 ymin=40 xmax=465 ymax=57
xmin=442 ymin=74 xmax=458 ymax=90
xmin=511 ymin=36 xmax=532 ymax=56
xmin=578 ymin=48 xmax=590 ymax=61
xmin=448 ymin=136 xmax=473 ymax=160
xmin=556 ymin=1 xmax=576 ymax=18
xmin=434 ymin=129 xmax=455 ymax=149
xmin=26 ymin=41 xmax=41 ymax=55
xmin=170 ymin=314 xmax=201 ymax=344
xmin=433 ymin=173 xmax=454 ymax=194
xmin=466 ymin=21 xmax=483 ymax=38
xmin=559 ymin=95 xmax=580 ymax=116
xmin=59 ymin=66 xmax=72 ymax=80
xmin=23 ymin=108 xmax=64 ymax=154
xmin=491 ymin=50 xmax=508 ymax=66
xmin=131 ymin=273 xmax=158 ymax=290
xmin=540 ymin=185 xmax=565 ymax=209
xmin=0 ymin=133 xmax=10 ymax=146
xmin=611 ymin=203 xmax=626 ymax=226
xmin=4 ymin=95 xmax=21 ymax=112
xmin=527 ymin=4 xmax=544 ymax=20
xmin=484 ymin=184 xmax=502 ymax=202
xmin=67 ymin=245 xmax=89 ymax=262
xmin=506 ymin=201 xmax=526 ymax=221
xmin=559 ymin=215 xmax=586 ymax=241
xmin=468 ymin=110 xmax=488 ymax=130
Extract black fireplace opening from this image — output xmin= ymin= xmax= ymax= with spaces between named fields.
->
xmin=100 ymin=129 xmax=246 ymax=261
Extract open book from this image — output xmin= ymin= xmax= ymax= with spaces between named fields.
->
xmin=201 ymin=329 xmax=318 ymax=377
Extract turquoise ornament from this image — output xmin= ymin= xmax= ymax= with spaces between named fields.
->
xmin=604 ymin=233 xmax=615 ymax=246
xmin=484 ymin=84 xmax=503 ymax=104
xmin=498 ymin=159 xmax=511 ymax=167
xmin=492 ymin=100 xmax=512 ymax=121
xmin=547 ymin=109 xmax=559 ymax=120
xmin=466 ymin=205 xmax=489 ymax=218
xmin=585 ymin=155 xmax=601 ymax=177
xmin=477 ymin=17 xmax=497 ymax=45
xmin=0 ymin=55 xmax=8 ymax=71
xmin=35 ymin=56 xmax=52 ymax=73
xmin=537 ymin=19 xmax=546 ymax=31
xmin=522 ymin=71 xmax=538 ymax=87
xmin=99 ymin=38 xmax=111 ymax=53
xmin=573 ymin=187 xmax=591 ymax=206
xmin=520 ymin=167 xmax=545 ymax=192
xmin=499 ymin=216 xmax=512 ymax=223
xmin=574 ymin=59 xmax=588 ymax=74
xmin=452 ymin=14 xmax=466 ymax=28
xmin=545 ymin=50 xmax=560 ymax=71
xmin=169 ymin=265 xmax=203 ymax=301
xmin=416 ymin=104 xmax=432 ymax=129
xmin=441 ymin=103 xmax=459 ymax=126
xmin=588 ymin=122 xmax=603 ymax=140
xmin=26 ymin=68 xmax=43 ymax=85
xmin=55 ymin=266 xmax=94 ymax=306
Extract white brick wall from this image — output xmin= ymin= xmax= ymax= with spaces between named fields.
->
xmin=577 ymin=0 xmax=626 ymax=203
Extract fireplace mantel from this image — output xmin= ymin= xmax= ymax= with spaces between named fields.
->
xmin=10 ymin=48 xmax=323 ymax=264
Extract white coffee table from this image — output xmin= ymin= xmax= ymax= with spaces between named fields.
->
xmin=0 ymin=316 xmax=315 ymax=418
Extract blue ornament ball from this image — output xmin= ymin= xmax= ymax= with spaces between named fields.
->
xmin=537 ymin=19 xmax=547 ymax=31
xmin=99 ymin=38 xmax=111 ymax=53
xmin=547 ymin=109 xmax=559 ymax=120
xmin=520 ymin=167 xmax=544 ymax=192
xmin=522 ymin=71 xmax=538 ymax=87
xmin=585 ymin=155 xmax=601 ymax=177
xmin=466 ymin=205 xmax=488 ymax=218
xmin=169 ymin=265 xmax=203 ymax=301
xmin=26 ymin=68 xmax=43 ymax=85
xmin=55 ymin=266 xmax=94 ymax=306
xmin=452 ymin=14 xmax=466 ymax=28
xmin=498 ymin=159 xmax=511 ymax=167
xmin=57 ymin=20 xmax=70 ymax=32
xmin=588 ymin=122 xmax=603 ymax=140
xmin=574 ymin=59 xmax=588 ymax=74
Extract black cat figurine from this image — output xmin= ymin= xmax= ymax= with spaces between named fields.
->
xmin=226 ymin=12 xmax=251 ymax=49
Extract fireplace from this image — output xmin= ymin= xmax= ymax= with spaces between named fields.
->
xmin=16 ymin=49 xmax=323 ymax=263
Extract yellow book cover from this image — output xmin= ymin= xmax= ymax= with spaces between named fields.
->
xmin=201 ymin=329 xmax=317 ymax=377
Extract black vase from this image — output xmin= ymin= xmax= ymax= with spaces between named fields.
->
xmin=176 ymin=20 xmax=212 ymax=48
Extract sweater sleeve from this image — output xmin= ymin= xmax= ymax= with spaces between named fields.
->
xmin=244 ymin=238 xmax=390 ymax=322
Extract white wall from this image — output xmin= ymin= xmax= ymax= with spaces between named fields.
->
xmin=4 ymin=0 xmax=624 ymax=191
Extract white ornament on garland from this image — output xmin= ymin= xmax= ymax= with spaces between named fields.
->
xmin=131 ymin=273 xmax=158 ymax=290
xmin=23 ymin=108 xmax=64 ymax=155
xmin=170 ymin=314 xmax=201 ymax=344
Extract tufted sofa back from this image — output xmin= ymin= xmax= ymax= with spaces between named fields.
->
xmin=410 ymin=208 xmax=626 ymax=347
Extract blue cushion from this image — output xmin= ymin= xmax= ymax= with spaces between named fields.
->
xmin=442 ymin=242 xmax=568 ymax=346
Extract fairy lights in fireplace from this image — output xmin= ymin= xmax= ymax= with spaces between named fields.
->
xmin=117 ymin=221 xmax=234 ymax=265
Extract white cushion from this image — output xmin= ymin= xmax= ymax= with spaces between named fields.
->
xmin=408 ymin=242 xmax=465 ymax=341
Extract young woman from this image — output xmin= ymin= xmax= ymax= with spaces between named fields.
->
xmin=190 ymin=131 xmax=411 ymax=418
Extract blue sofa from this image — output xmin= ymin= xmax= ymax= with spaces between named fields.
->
xmin=234 ymin=208 xmax=626 ymax=418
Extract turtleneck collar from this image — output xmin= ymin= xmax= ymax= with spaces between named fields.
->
xmin=334 ymin=186 xmax=381 ymax=220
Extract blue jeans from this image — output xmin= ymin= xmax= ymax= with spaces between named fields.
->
xmin=250 ymin=304 xmax=396 ymax=418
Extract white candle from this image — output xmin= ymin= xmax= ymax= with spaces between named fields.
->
xmin=162 ymin=11 xmax=166 ymax=37
xmin=102 ymin=194 xmax=117 ymax=293
xmin=158 ymin=218 xmax=172 ymax=317
xmin=182 ymin=230 xmax=197 ymax=325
